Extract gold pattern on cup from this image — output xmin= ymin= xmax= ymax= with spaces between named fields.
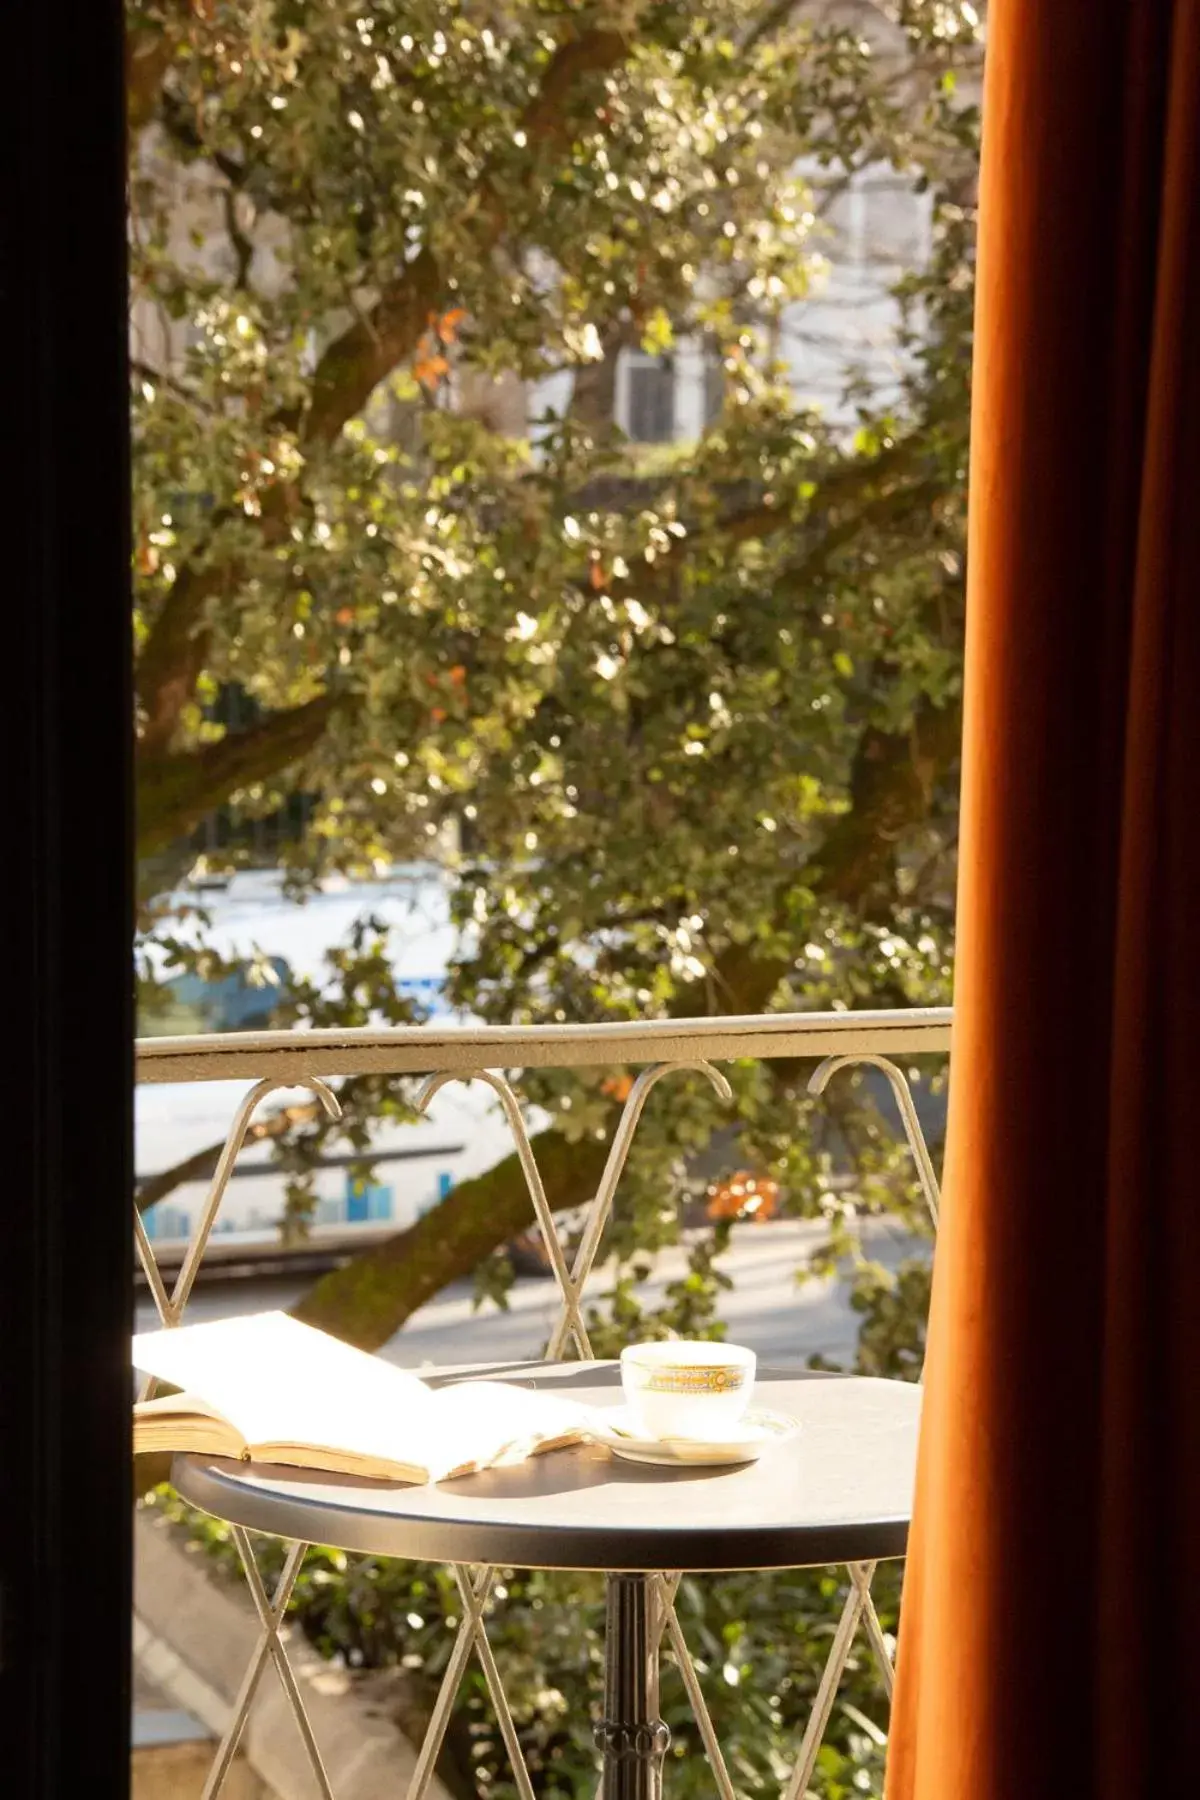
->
xmin=641 ymin=1367 xmax=747 ymax=1395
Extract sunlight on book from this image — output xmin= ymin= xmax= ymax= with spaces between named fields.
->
xmin=133 ymin=1312 xmax=594 ymax=1484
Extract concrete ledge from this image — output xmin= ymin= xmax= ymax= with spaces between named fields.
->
xmin=135 ymin=1507 xmax=453 ymax=1800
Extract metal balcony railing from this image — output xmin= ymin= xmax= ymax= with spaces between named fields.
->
xmin=135 ymin=1006 xmax=951 ymax=1800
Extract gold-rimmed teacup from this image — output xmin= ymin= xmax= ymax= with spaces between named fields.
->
xmin=619 ymin=1339 xmax=756 ymax=1441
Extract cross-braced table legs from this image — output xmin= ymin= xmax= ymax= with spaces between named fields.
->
xmin=200 ymin=1534 xmax=335 ymax=1800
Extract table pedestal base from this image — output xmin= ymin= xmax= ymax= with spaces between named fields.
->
xmin=595 ymin=1572 xmax=671 ymax=1800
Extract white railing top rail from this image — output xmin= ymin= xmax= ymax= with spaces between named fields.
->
xmin=135 ymin=1006 xmax=953 ymax=1084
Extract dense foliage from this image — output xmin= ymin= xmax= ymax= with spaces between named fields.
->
xmin=129 ymin=1 xmax=981 ymax=1791
xmin=130 ymin=0 xmax=978 ymax=1317
xmin=129 ymin=0 xmax=975 ymax=903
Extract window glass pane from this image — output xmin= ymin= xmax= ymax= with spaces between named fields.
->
xmin=626 ymin=357 xmax=675 ymax=442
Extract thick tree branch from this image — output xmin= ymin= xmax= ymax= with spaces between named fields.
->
xmin=125 ymin=11 xmax=180 ymax=135
xmin=802 ymin=691 xmax=962 ymax=909
xmin=137 ymin=693 xmax=334 ymax=857
xmin=704 ymin=435 xmax=935 ymax=551
xmin=136 ymin=479 xmax=306 ymax=754
xmin=302 ymin=26 xmax=636 ymax=447
xmin=519 ymin=28 xmax=633 ymax=144
xmin=288 ymin=906 xmax=818 ymax=1353
xmin=568 ymin=320 xmax=636 ymax=432
xmin=136 ymin=560 xmax=236 ymax=751
xmin=742 ymin=0 xmax=800 ymax=54
xmin=288 ymin=959 xmax=791 ymax=1351
xmin=136 ymin=1099 xmax=323 ymax=1214
xmin=291 ymin=1130 xmax=611 ymax=1349
xmin=303 ymin=248 xmax=444 ymax=449
xmin=134 ymin=23 xmax=641 ymax=768
xmin=772 ymin=476 xmax=947 ymax=605
xmin=289 ymin=676 xmax=961 ymax=1348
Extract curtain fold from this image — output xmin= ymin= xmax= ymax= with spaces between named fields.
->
xmin=886 ymin=4 xmax=1200 ymax=1797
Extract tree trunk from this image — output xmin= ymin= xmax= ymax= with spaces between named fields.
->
xmin=136 ymin=694 xmax=334 ymax=856
xmin=291 ymin=1130 xmax=610 ymax=1349
xmin=287 ymin=698 xmax=960 ymax=1347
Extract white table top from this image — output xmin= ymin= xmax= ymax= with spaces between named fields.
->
xmin=173 ymin=1362 xmax=921 ymax=1573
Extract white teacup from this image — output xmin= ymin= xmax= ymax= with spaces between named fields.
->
xmin=619 ymin=1340 xmax=756 ymax=1442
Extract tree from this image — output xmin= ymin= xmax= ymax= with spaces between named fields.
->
xmin=131 ymin=5 xmax=983 ymax=1793
xmin=129 ymin=0 xmax=981 ymax=1340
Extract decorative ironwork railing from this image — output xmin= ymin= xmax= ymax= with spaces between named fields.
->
xmin=135 ymin=1006 xmax=951 ymax=1800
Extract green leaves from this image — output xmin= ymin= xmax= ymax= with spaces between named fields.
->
xmin=131 ymin=0 xmax=978 ymax=899
xmin=129 ymin=13 xmax=981 ymax=1788
xmin=134 ymin=0 xmax=967 ymax=1473
xmin=151 ymin=1473 xmax=901 ymax=1798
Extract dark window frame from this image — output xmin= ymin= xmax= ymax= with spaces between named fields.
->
xmin=2 ymin=2 xmax=134 ymax=1792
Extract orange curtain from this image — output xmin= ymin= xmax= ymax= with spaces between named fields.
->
xmin=886 ymin=4 xmax=1200 ymax=1797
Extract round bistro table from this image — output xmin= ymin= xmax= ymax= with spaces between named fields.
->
xmin=175 ymin=1361 xmax=920 ymax=1799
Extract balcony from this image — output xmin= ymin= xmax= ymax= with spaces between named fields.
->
xmin=135 ymin=1006 xmax=948 ymax=1798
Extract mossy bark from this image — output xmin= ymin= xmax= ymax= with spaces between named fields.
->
xmin=290 ymin=1129 xmax=610 ymax=1349
xmin=283 ymin=697 xmax=958 ymax=1349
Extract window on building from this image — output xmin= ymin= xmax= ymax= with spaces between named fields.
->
xmin=624 ymin=354 xmax=676 ymax=443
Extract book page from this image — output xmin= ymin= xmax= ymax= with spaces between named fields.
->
xmin=132 ymin=1313 xmax=598 ymax=1481
xmin=133 ymin=1393 xmax=246 ymax=1459
xmin=411 ymin=1381 xmax=595 ymax=1480
xmin=132 ymin=1312 xmax=440 ymax=1464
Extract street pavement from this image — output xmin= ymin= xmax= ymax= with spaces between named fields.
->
xmin=135 ymin=1216 xmax=925 ymax=1371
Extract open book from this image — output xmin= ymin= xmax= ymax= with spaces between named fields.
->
xmin=133 ymin=1312 xmax=599 ymax=1485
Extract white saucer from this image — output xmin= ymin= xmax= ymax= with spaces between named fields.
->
xmin=590 ymin=1405 xmax=799 ymax=1467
